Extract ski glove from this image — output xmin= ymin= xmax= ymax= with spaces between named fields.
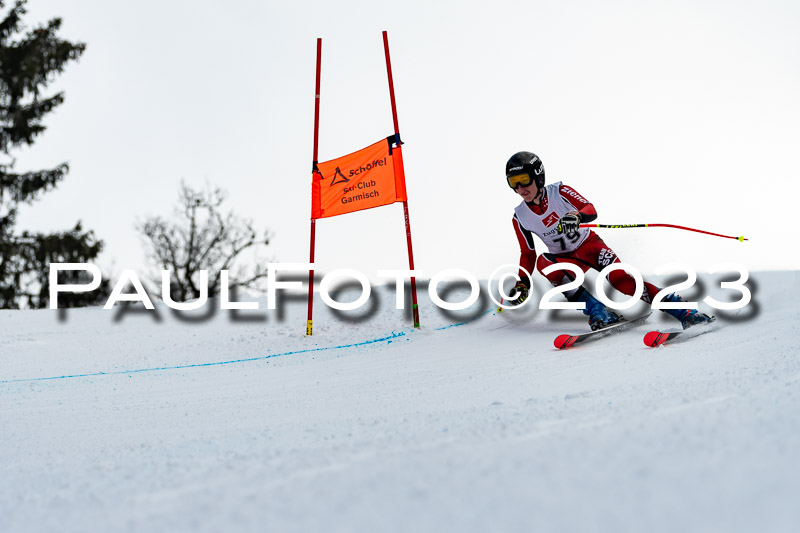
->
xmin=557 ymin=212 xmax=581 ymax=234
xmin=507 ymin=281 xmax=529 ymax=307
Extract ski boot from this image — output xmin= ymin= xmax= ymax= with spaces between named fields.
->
xmin=660 ymin=293 xmax=715 ymax=330
xmin=572 ymin=288 xmax=622 ymax=331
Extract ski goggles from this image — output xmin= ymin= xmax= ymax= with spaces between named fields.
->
xmin=507 ymin=172 xmax=534 ymax=189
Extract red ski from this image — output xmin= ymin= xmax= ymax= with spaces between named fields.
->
xmin=643 ymin=317 xmax=717 ymax=347
xmin=554 ymin=313 xmax=651 ymax=349
xmin=643 ymin=330 xmax=684 ymax=347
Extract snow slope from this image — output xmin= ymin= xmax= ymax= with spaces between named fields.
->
xmin=1 ymin=271 xmax=799 ymax=533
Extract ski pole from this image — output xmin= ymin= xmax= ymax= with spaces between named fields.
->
xmin=580 ymin=223 xmax=747 ymax=242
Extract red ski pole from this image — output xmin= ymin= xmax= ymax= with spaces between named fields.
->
xmin=580 ymin=223 xmax=748 ymax=242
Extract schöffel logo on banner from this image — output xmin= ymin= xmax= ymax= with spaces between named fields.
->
xmin=329 ymin=157 xmax=388 ymax=186
xmin=543 ymin=213 xmax=560 ymax=227
xmin=329 ymin=167 xmax=349 ymax=186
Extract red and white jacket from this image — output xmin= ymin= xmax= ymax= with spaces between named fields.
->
xmin=513 ymin=182 xmax=598 ymax=283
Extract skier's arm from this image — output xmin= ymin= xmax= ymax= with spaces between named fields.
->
xmin=559 ymin=184 xmax=598 ymax=223
xmin=513 ymin=215 xmax=536 ymax=287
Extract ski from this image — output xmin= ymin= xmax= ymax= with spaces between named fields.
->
xmin=554 ymin=313 xmax=651 ymax=349
xmin=643 ymin=317 xmax=717 ymax=347
xmin=643 ymin=329 xmax=684 ymax=347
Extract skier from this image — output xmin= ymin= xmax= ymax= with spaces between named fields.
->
xmin=504 ymin=151 xmax=713 ymax=330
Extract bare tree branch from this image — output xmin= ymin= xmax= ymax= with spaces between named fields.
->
xmin=136 ymin=181 xmax=271 ymax=302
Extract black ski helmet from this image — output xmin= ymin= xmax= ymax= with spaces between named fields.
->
xmin=505 ymin=151 xmax=545 ymax=189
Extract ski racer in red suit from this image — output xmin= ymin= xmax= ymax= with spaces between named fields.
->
xmin=505 ymin=151 xmax=713 ymax=330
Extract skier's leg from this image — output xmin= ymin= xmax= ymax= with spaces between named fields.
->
xmin=535 ymin=252 xmax=591 ymax=298
xmin=536 ymin=253 xmax=621 ymax=330
xmin=573 ymin=234 xmax=713 ymax=328
xmin=570 ymin=233 xmax=659 ymax=302
xmin=606 ymin=261 xmax=659 ymax=303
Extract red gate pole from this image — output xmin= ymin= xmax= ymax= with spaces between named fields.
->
xmin=307 ymin=38 xmax=322 ymax=336
xmin=383 ymin=31 xmax=420 ymax=328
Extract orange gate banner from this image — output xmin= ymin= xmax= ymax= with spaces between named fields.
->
xmin=311 ymin=137 xmax=407 ymax=219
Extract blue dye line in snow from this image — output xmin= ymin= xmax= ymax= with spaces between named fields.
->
xmin=0 ymin=307 xmax=496 ymax=385
xmin=0 ymin=331 xmax=408 ymax=384
xmin=434 ymin=308 xmax=495 ymax=330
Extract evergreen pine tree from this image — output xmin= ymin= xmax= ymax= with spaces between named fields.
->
xmin=0 ymin=0 xmax=107 ymax=308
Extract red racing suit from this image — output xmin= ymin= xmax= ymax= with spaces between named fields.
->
xmin=513 ymin=182 xmax=659 ymax=302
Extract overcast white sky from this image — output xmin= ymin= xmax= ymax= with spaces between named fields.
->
xmin=12 ymin=0 xmax=800 ymax=283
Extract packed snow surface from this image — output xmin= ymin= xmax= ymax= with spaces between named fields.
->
xmin=1 ymin=271 xmax=798 ymax=533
